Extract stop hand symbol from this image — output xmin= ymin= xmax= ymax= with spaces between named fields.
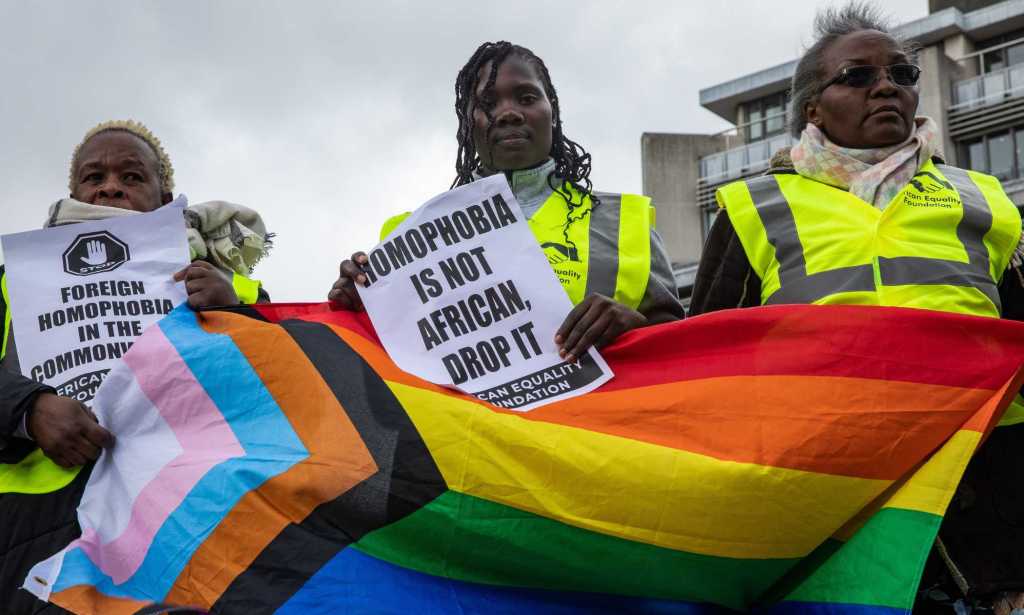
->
xmin=81 ymin=240 xmax=109 ymax=266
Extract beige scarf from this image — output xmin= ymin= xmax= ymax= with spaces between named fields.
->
xmin=44 ymin=196 xmax=272 ymax=275
xmin=790 ymin=117 xmax=939 ymax=209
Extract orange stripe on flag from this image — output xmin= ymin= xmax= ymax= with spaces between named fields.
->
xmin=52 ymin=584 xmax=150 ymax=615
xmin=520 ymin=376 xmax=995 ymax=480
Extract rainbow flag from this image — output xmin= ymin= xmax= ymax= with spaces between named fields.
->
xmin=14 ymin=302 xmax=1024 ymax=614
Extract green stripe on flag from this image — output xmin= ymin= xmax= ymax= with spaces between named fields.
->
xmin=779 ymin=508 xmax=942 ymax=609
xmin=354 ymin=490 xmax=798 ymax=611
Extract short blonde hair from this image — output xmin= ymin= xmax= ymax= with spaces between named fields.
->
xmin=68 ymin=120 xmax=175 ymax=193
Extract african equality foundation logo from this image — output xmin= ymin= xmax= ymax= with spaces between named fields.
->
xmin=909 ymin=171 xmax=954 ymax=194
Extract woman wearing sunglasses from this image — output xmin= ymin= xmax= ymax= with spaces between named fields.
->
xmin=690 ymin=3 xmax=1024 ymax=613
xmin=692 ymin=4 xmax=1021 ymax=319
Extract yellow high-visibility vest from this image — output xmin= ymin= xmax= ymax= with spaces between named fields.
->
xmin=380 ymin=184 xmax=655 ymax=309
xmin=718 ymin=160 xmax=1021 ymax=317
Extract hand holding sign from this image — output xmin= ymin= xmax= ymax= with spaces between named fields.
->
xmin=327 ymin=252 xmax=369 ymax=311
xmin=555 ymin=294 xmax=648 ymax=363
xmin=172 ymin=260 xmax=238 ymax=308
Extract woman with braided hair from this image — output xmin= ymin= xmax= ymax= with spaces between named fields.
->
xmin=330 ymin=41 xmax=683 ymax=361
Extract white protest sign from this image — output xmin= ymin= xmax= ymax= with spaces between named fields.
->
xmin=1 ymin=199 xmax=190 ymax=402
xmin=358 ymin=174 xmax=613 ymax=411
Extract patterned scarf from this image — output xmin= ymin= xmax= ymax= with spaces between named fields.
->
xmin=790 ymin=117 xmax=939 ymax=209
xmin=44 ymin=196 xmax=272 ymax=275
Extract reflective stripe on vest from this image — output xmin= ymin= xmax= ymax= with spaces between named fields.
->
xmin=722 ymin=161 xmax=1021 ymax=316
xmin=380 ymin=187 xmax=653 ymax=309
xmin=1 ymin=272 xmax=10 ymax=361
xmin=596 ymin=193 xmax=652 ymax=310
xmin=747 ymin=178 xmax=876 ymax=305
xmin=582 ymin=193 xmax=621 ymax=304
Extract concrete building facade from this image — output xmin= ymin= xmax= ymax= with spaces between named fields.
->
xmin=644 ymin=0 xmax=1024 ymax=303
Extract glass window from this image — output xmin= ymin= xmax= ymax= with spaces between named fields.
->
xmin=742 ymin=93 xmax=788 ymax=142
xmin=966 ymin=140 xmax=987 ymax=172
xmin=1016 ymin=130 xmax=1024 ymax=178
xmin=984 ymin=72 xmax=1007 ymax=105
xmin=988 ymin=133 xmax=1013 ymax=180
xmin=747 ymin=140 xmax=769 ymax=167
xmin=1008 ymin=43 xmax=1024 ymax=68
xmin=1012 ymin=65 xmax=1024 ymax=93
xmin=748 ymin=108 xmax=763 ymax=140
xmin=765 ymin=101 xmax=784 ymax=135
xmin=701 ymin=153 xmax=724 ymax=179
xmin=985 ymin=49 xmax=1007 ymax=73
xmin=726 ymin=147 xmax=745 ymax=177
xmin=956 ymin=78 xmax=981 ymax=107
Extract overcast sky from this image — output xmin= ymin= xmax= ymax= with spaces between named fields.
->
xmin=0 ymin=0 xmax=926 ymax=301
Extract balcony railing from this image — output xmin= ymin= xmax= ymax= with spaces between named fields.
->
xmin=951 ymin=64 xmax=1024 ymax=111
xmin=698 ymin=133 xmax=794 ymax=183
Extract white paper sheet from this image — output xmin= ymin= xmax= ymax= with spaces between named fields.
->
xmin=1 ymin=199 xmax=190 ymax=402
xmin=359 ymin=175 xmax=612 ymax=411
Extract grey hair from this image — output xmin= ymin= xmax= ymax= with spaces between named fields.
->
xmin=70 ymin=120 xmax=175 ymax=193
xmin=788 ymin=1 xmax=918 ymax=137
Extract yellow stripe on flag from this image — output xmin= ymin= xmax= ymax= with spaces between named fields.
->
xmin=391 ymin=382 xmax=891 ymax=560
xmin=884 ymin=430 xmax=982 ymax=515
xmin=832 ymin=429 xmax=983 ymax=541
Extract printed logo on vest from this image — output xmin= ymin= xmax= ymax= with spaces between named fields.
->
xmin=905 ymin=172 xmax=958 ymax=209
xmin=909 ymin=172 xmax=954 ymax=194
xmin=540 ymin=241 xmax=580 ymax=264
xmin=540 ymin=241 xmax=584 ymax=287
xmin=62 ymin=231 xmax=131 ymax=276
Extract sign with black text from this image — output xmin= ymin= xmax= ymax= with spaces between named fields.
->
xmin=358 ymin=175 xmax=613 ymax=411
xmin=1 ymin=200 xmax=189 ymax=402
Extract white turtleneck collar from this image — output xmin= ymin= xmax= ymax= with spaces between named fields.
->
xmin=474 ymin=158 xmax=558 ymax=218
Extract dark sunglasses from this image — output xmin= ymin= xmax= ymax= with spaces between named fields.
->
xmin=820 ymin=64 xmax=921 ymax=92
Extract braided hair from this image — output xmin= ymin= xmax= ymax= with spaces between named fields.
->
xmin=452 ymin=41 xmax=599 ymax=248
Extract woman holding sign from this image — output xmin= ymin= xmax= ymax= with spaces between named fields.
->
xmin=330 ymin=41 xmax=683 ymax=360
